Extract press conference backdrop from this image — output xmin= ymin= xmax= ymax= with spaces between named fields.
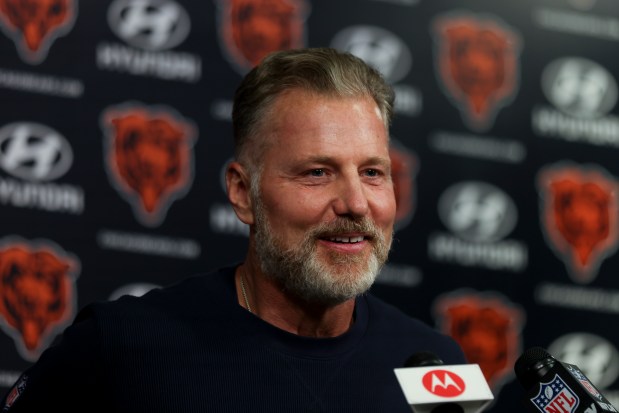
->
xmin=1 ymin=0 xmax=618 ymax=411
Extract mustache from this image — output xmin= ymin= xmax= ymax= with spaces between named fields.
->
xmin=309 ymin=217 xmax=384 ymax=241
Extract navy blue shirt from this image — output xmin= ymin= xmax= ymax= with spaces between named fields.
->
xmin=1 ymin=266 xmax=465 ymax=412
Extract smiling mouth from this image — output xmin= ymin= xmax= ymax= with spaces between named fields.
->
xmin=326 ymin=235 xmax=366 ymax=244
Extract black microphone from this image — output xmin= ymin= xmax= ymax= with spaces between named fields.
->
xmin=404 ymin=351 xmax=446 ymax=368
xmin=395 ymin=351 xmax=493 ymax=413
xmin=514 ymin=347 xmax=618 ymax=413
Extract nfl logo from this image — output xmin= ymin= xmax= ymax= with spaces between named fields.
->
xmin=531 ymin=374 xmax=580 ymax=413
xmin=565 ymin=364 xmax=603 ymax=400
xmin=2 ymin=375 xmax=27 ymax=411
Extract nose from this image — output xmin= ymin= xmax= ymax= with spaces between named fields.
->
xmin=332 ymin=174 xmax=370 ymax=218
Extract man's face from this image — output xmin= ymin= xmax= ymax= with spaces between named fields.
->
xmin=250 ymin=89 xmax=396 ymax=305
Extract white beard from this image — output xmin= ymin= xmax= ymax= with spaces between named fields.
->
xmin=252 ymin=193 xmax=392 ymax=306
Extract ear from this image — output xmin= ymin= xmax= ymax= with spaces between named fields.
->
xmin=226 ymin=161 xmax=255 ymax=225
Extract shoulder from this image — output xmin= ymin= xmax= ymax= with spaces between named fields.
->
xmin=0 ymin=267 xmax=238 ymax=412
xmin=77 ymin=266 xmax=237 ymax=328
xmin=364 ymin=293 xmax=435 ymax=333
xmin=363 ymin=293 xmax=466 ymax=365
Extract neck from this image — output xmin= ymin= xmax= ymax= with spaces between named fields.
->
xmin=235 ymin=261 xmax=356 ymax=338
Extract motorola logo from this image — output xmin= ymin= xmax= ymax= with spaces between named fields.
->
xmin=331 ymin=25 xmax=412 ymax=83
xmin=438 ymin=181 xmax=517 ymax=243
xmin=0 ymin=122 xmax=73 ymax=182
xmin=107 ymin=0 xmax=190 ymax=51
xmin=542 ymin=57 xmax=618 ymax=119
xmin=548 ymin=333 xmax=619 ymax=389
xmin=422 ymin=370 xmax=465 ymax=397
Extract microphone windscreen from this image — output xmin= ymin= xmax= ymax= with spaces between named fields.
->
xmin=404 ymin=351 xmax=445 ymax=368
xmin=514 ymin=347 xmax=556 ymax=390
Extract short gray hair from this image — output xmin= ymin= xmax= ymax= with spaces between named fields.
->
xmin=232 ymin=47 xmax=395 ymax=168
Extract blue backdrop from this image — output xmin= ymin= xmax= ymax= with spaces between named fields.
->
xmin=1 ymin=0 xmax=619 ymax=411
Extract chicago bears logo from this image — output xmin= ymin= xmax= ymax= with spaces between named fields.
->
xmin=389 ymin=139 xmax=417 ymax=231
xmin=433 ymin=12 xmax=521 ymax=132
xmin=538 ymin=163 xmax=619 ymax=284
xmin=0 ymin=238 xmax=79 ymax=361
xmin=434 ymin=291 xmax=524 ymax=396
xmin=101 ymin=103 xmax=197 ymax=227
xmin=0 ymin=0 xmax=77 ymax=64
xmin=216 ymin=0 xmax=309 ymax=73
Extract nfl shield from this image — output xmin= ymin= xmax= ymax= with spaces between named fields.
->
xmin=531 ymin=375 xmax=580 ymax=413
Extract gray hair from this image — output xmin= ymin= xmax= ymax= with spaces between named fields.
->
xmin=232 ymin=47 xmax=395 ymax=169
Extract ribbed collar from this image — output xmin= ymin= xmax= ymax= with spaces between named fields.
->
xmin=219 ymin=265 xmax=369 ymax=359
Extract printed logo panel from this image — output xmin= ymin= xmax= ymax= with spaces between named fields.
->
xmin=0 ymin=122 xmax=84 ymax=215
xmin=532 ymin=57 xmax=619 ymax=147
xmin=428 ymin=181 xmax=527 ymax=272
xmin=2 ymin=374 xmax=27 ymax=411
xmin=438 ymin=181 xmax=517 ymax=243
xmin=0 ymin=122 xmax=73 ymax=182
xmin=107 ymin=0 xmax=191 ymax=51
xmin=331 ymin=25 xmax=412 ymax=83
xmin=390 ymin=140 xmax=417 ymax=231
xmin=0 ymin=238 xmax=79 ymax=361
xmin=216 ymin=0 xmax=309 ymax=73
xmin=98 ymin=0 xmax=201 ymax=82
xmin=422 ymin=369 xmax=466 ymax=397
xmin=542 ymin=57 xmax=617 ymax=119
xmin=331 ymin=24 xmax=421 ymax=117
xmin=0 ymin=0 xmax=77 ymax=64
xmin=108 ymin=282 xmax=160 ymax=300
xmin=549 ymin=332 xmax=619 ymax=390
xmin=101 ymin=102 xmax=197 ymax=227
xmin=434 ymin=290 xmax=524 ymax=397
xmin=531 ymin=375 xmax=580 ymax=413
xmin=533 ymin=1 xmax=618 ymax=43
xmin=433 ymin=11 xmax=521 ymax=132
xmin=565 ymin=364 xmax=604 ymax=401
xmin=537 ymin=163 xmax=619 ymax=284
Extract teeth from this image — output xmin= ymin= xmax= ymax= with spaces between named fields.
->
xmin=328 ymin=236 xmax=364 ymax=243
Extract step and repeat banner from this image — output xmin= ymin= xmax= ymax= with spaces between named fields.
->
xmin=1 ymin=0 xmax=619 ymax=411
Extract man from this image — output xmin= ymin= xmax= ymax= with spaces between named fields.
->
xmin=1 ymin=47 xmax=464 ymax=412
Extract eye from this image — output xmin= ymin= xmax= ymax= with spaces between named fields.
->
xmin=364 ymin=169 xmax=381 ymax=177
xmin=309 ymin=169 xmax=325 ymax=177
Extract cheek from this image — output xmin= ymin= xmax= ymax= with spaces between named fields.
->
xmin=371 ymin=188 xmax=397 ymax=225
xmin=261 ymin=189 xmax=327 ymax=230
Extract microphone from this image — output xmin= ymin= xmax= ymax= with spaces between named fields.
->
xmin=394 ymin=351 xmax=494 ymax=413
xmin=514 ymin=347 xmax=619 ymax=413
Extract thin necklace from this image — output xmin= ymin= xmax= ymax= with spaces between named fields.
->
xmin=240 ymin=272 xmax=252 ymax=313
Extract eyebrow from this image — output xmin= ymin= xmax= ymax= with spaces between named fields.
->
xmin=306 ymin=155 xmax=391 ymax=165
xmin=301 ymin=155 xmax=392 ymax=169
xmin=365 ymin=156 xmax=392 ymax=169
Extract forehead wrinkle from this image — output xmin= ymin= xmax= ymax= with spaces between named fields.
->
xmin=294 ymin=154 xmax=391 ymax=169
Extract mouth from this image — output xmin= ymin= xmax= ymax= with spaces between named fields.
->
xmin=324 ymin=234 xmax=368 ymax=244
